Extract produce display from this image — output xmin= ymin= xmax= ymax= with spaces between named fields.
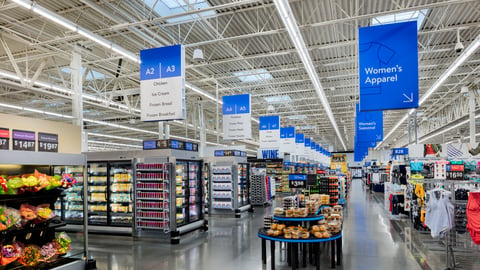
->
xmin=0 ymin=170 xmax=76 ymax=195
xmin=1 ymin=243 xmax=22 ymax=265
xmin=53 ymin=232 xmax=71 ymax=254
xmin=40 ymin=242 xmax=56 ymax=262
xmin=19 ymin=245 xmax=41 ymax=266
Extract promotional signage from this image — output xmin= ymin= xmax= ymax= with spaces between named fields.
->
xmin=140 ymin=44 xmax=185 ymax=121
xmin=330 ymin=154 xmax=347 ymax=173
xmin=392 ymin=148 xmax=409 ymax=155
xmin=0 ymin=128 xmax=9 ymax=150
xmin=259 ymin=115 xmax=280 ymax=149
xmin=214 ymin=150 xmax=246 ymax=157
xmin=295 ymin=133 xmax=305 ymax=155
xmin=280 ymin=127 xmax=296 ymax=154
xmin=143 ymin=139 xmax=197 ymax=151
xmin=288 ymin=174 xmax=306 ymax=188
xmin=222 ymin=94 xmax=252 ymax=140
xmin=12 ymin=129 xmax=35 ymax=151
xmin=260 ymin=149 xmax=279 ymax=159
xmin=359 ymin=21 xmax=419 ymax=111
xmin=355 ymin=103 xmax=383 ymax=142
xmin=37 ymin=132 xmax=58 ymax=152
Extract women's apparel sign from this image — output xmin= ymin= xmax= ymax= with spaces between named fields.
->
xmin=222 ymin=94 xmax=251 ymax=140
xmin=355 ymin=103 xmax=383 ymax=142
xmin=140 ymin=44 xmax=185 ymax=121
xmin=259 ymin=115 xmax=280 ymax=149
xmin=359 ymin=21 xmax=418 ymax=111
xmin=0 ymin=128 xmax=9 ymax=150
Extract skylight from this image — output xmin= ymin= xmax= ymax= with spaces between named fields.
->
xmin=297 ymin=125 xmax=316 ymax=130
xmin=61 ymin=67 xmax=110 ymax=81
xmin=264 ymin=95 xmax=291 ymax=103
xmin=233 ymin=69 xmax=273 ymax=83
xmin=287 ymin=115 xmax=307 ymax=120
xmin=145 ymin=0 xmax=216 ymax=23
xmin=371 ymin=9 xmax=428 ymax=30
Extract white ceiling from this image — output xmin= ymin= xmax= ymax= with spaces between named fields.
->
xmin=0 ymin=0 xmax=479 ymax=153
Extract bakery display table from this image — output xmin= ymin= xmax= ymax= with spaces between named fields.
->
xmin=258 ymin=229 xmax=342 ymax=270
xmin=273 ymin=214 xmax=324 ymax=222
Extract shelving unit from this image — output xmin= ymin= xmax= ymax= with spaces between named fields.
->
xmin=54 ymin=165 xmax=84 ymax=224
xmin=211 ymin=165 xmax=234 ymax=210
xmin=0 ymin=151 xmax=87 ymax=270
xmin=134 ymin=163 xmax=170 ymax=233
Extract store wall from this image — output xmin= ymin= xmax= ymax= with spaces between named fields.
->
xmin=0 ymin=113 xmax=81 ymax=154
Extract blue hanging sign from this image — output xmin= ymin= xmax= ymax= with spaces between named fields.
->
xmin=295 ymin=133 xmax=304 ymax=144
xmin=304 ymin=138 xmax=311 ymax=148
xmin=259 ymin=115 xmax=280 ymax=149
xmin=222 ymin=93 xmax=252 ymax=140
xmin=359 ymin=21 xmax=419 ymax=111
xmin=392 ymin=148 xmax=409 ymax=155
xmin=355 ymin=103 xmax=383 ymax=142
xmin=140 ymin=44 xmax=185 ymax=121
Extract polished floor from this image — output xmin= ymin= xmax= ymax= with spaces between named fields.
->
xmin=82 ymin=180 xmax=435 ymax=270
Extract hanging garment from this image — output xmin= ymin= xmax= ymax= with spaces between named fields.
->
xmin=424 ymin=189 xmax=454 ymax=238
xmin=415 ymin=184 xmax=425 ymax=207
xmin=467 ymin=192 xmax=480 ymax=244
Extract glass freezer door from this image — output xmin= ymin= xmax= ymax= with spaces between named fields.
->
xmin=87 ymin=162 xmax=108 ymax=225
xmin=188 ymin=161 xmax=202 ymax=222
xmin=108 ymin=162 xmax=133 ymax=226
xmin=53 ymin=165 xmax=84 ymax=224
xmin=175 ymin=162 xmax=187 ymax=226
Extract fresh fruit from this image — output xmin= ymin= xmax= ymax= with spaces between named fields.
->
xmin=22 ymin=176 xmax=38 ymax=187
xmin=6 ymin=177 xmax=22 ymax=189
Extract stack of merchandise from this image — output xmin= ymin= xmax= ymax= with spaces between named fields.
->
xmin=317 ymin=176 xmax=329 ymax=194
xmin=320 ymin=194 xmax=330 ymax=205
xmin=263 ymin=216 xmax=273 ymax=229
xmin=321 ymin=205 xmax=343 ymax=234
xmin=329 ymin=177 xmax=339 ymax=205
xmin=250 ymin=174 xmax=268 ymax=205
xmin=282 ymin=196 xmax=297 ymax=210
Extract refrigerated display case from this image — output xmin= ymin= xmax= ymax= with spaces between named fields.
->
xmin=88 ymin=162 xmax=108 ymax=225
xmin=133 ymin=149 xmax=207 ymax=244
xmin=54 ymin=165 xmax=84 ymax=223
xmin=209 ymin=156 xmax=252 ymax=218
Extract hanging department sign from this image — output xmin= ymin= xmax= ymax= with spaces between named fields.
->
xmin=280 ymin=127 xmax=295 ymax=153
xmin=295 ymin=133 xmax=305 ymax=156
xmin=259 ymin=116 xmax=280 ymax=149
xmin=222 ymin=94 xmax=251 ymax=140
xmin=358 ymin=21 xmax=418 ymax=111
xmin=140 ymin=44 xmax=185 ymax=121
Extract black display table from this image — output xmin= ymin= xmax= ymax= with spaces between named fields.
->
xmin=258 ymin=229 xmax=342 ymax=270
xmin=273 ymin=214 xmax=324 ymax=222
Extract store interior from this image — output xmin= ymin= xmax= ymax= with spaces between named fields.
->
xmin=0 ymin=0 xmax=479 ymax=269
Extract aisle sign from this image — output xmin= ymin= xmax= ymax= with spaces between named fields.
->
xmin=392 ymin=148 xmax=408 ymax=155
xmin=12 ymin=129 xmax=35 ymax=151
xmin=38 ymin=132 xmax=58 ymax=152
xmin=359 ymin=21 xmax=418 ymax=111
xmin=259 ymin=115 xmax=280 ymax=149
xmin=280 ymin=127 xmax=296 ymax=153
xmin=288 ymin=174 xmax=306 ymax=188
xmin=222 ymin=94 xmax=252 ymax=140
xmin=295 ymin=133 xmax=305 ymax=155
xmin=0 ymin=128 xmax=9 ymax=150
xmin=355 ymin=103 xmax=383 ymax=142
xmin=140 ymin=44 xmax=185 ymax=121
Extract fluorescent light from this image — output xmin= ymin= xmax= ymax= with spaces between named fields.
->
xmin=0 ymin=103 xmax=22 ymax=110
xmin=88 ymin=140 xmax=142 ymax=149
xmin=273 ymin=0 xmax=346 ymax=151
xmin=10 ymin=0 xmax=31 ymax=9
xmin=288 ymin=115 xmax=307 ymax=120
xmin=371 ymin=10 xmax=428 ymax=30
xmin=233 ymin=69 xmax=272 ymax=82
xmin=87 ymin=132 xmax=143 ymax=142
xmin=77 ymin=29 xmax=111 ymax=49
xmin=264 ymin=95 xmax=291 ymax=103
xmin=32 ymin=5 xmax=77 ymax=32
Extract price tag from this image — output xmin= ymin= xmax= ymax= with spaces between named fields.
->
xmin=12 ymin=130 xmax=35 ymax=151
xmin=0 ymin=128 xmax=9 ymax=150
xmin=38 ymin=132 xmax=58 ymax=152
xmin=288 ymin=174 xmax=306 ymax=189
xmin=446 ymin=171 xmax=464 ymax=180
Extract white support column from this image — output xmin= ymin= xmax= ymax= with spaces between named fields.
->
xmin=199 ymin=103 xmax=206 ymax=157
xmin=71 ymin=46 xmax=85 ymax=151
xmin=215 ymin=80 xmax=220 ymax=144
xmin=158 ymin=122 xmax=164 ymax=139
xmin=165 ymin=124 xmax=170 ymax=139
xmin=469 ymin=87 xmax=476 ymax=146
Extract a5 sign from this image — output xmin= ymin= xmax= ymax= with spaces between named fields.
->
xmin=12 ymin=129 xmax=35 ymax=151
xmin=0 ymin=128 xmax=9 ymax=150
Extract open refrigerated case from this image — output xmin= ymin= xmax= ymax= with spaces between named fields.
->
xmin=209 ymin=156 xmax=252 ymax=218
xmin=133 ymin=149 xmax=207 ymax=244
xmin=0 ymin=151 xmax=88 ymax=270
xmin=54 ymin=165 xmax=84 ymax=224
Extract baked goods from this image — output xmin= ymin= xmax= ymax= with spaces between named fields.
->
xmin=284 ymin=233 xmax=292 ymax=239
xmin=273 ymin=230 xmax=281 ymax=237
xmin=311 ymin=225 xmax=320 ymax=232
xmin=285 ymin=209 xmax=294 ymax=218
xmin=322 ymin=232 xmax=330 ymax=238
xmin=267 ymin=229 xmax=274 ymax=236
xmin=274 ymin=207 xmax=284 ymax=215
xmin=301 ymin=232 xmax=310 ymax=239
xmin=319 ymin=225 xmax=327 ymax=232
xmin=271 ymin=223 xmax=277 ymax=230
xmin=277 ymin=224 xmax=285 ymax=231
xmin=314 ymin=232 xmax=322 ymax=238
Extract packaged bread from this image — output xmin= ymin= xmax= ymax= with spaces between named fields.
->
xmin=271 ymin=223 xmax=277 ymax=230
xmin=314 ymin=232 xmax=322 ymax=238
xmin=277 ymin=224 xmax=285 ymax=231
xmin=319 ymin=225 xmax=327 ymax=232
xmin=284 ymin=233 xmax=292 ymax=239
xmin=322 ymin=232 xmax=330 ymax=238
xmin=311 ymin=225 xmax=320 ymax=232
xmin=285 ymin=209 xmax=294 ymax=218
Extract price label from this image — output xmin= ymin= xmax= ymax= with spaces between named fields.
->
xmin=288 ymin=174 xmax=306 ymax=189
xmin=289 ymin=180 xmax=306 ymax=188
xmin=0 ymin=128 xmax=9 ymax=150
xmin=38 ymin=132 xmax=58 ymax=152
xmin=12 ymin=130 xmax=35 ymax=151
xmin=446 ymin=171 xmax=464 ymax=180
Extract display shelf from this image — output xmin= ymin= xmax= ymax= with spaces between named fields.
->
xmin=273 ymin=215 xmax=325 ymax=222
xmin=257 ymin=229 xmax=342 ymax=243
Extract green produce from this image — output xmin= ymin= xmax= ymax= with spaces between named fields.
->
xmin=22 ymin=176 xmax=38 ymax=187
xmin=6 ymin=178 xmax=22 ymax=189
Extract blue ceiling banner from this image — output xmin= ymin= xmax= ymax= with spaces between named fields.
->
xmin=311 ymin=141 xmax=316 ymax=150
xmin=359 ymin=21 xmax=419 ymax=111
xmin=280 ymin=126 xmax=296 ymax=153
xmin=355 ymin=103 xmax=383 ymax=142
xmin=280 ymin=127 xmax=287 ymax=139
xmin=392 ymin=148 xmax=409 ymax=155
xmin=259 ymin=115 xmax=280 ymax=130
xmin=295 ymin=133 xmax=304 ymax=144
xmin=259 ymin=115 xmax=280 ymax=149
xmin=222 ymin=93 xmax=252 ymax=140
xmin=304 ymin=138 xmax=311 ymax=148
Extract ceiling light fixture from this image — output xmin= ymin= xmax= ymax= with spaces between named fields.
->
xmin=273 ymin=0 xmax=346 ymax=151
xmin=376 ymin=34 xmax=480 ymax=149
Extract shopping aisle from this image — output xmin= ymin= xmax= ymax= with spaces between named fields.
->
xmin=82 ymin=179 xmax=422 ymax=270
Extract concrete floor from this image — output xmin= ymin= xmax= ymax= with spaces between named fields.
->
xmin=82 ymin=179 xmax=430 ymax=270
